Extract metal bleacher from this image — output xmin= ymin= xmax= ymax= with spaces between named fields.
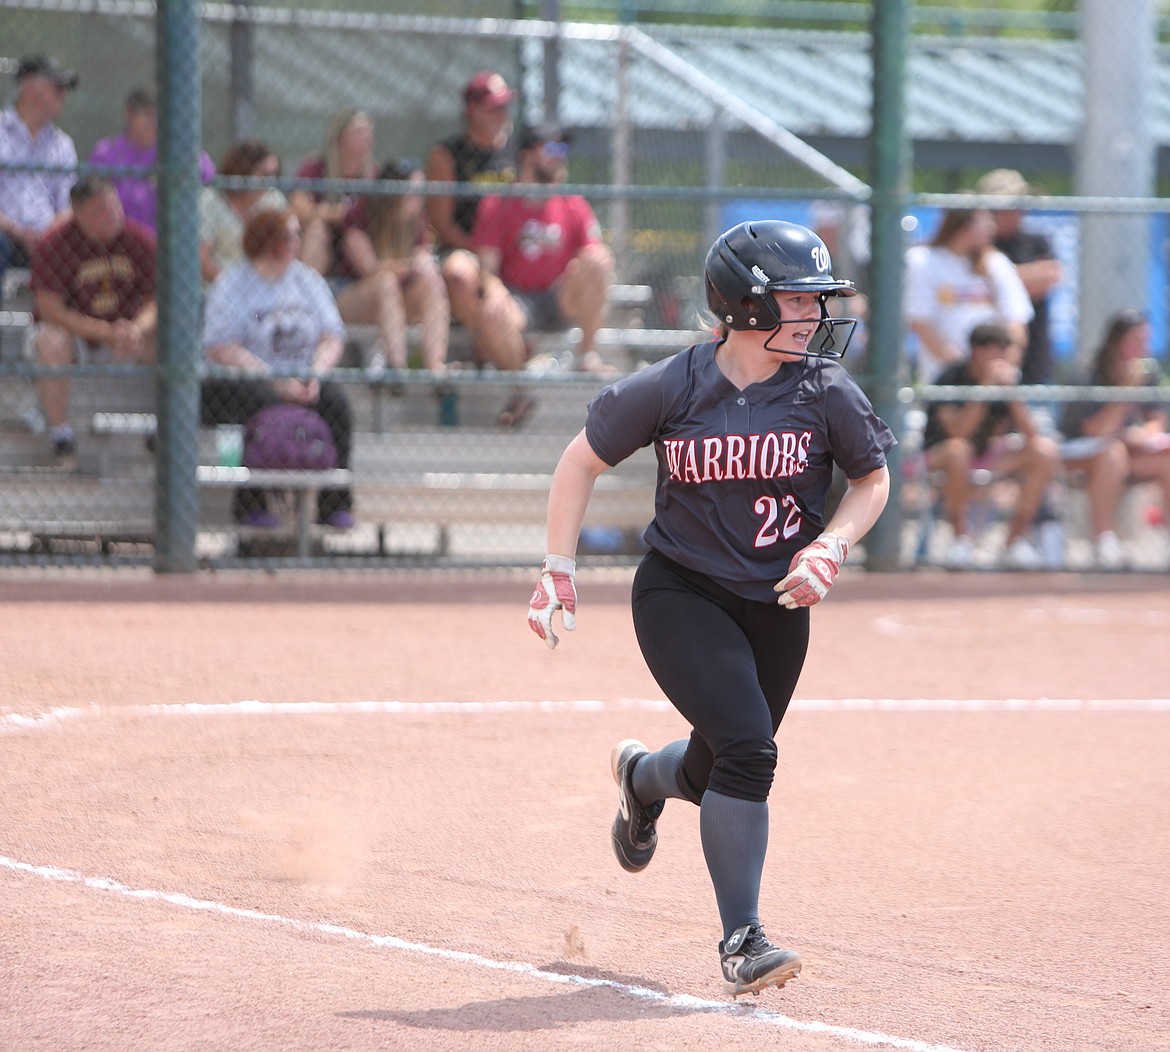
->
xmin=0 ymin=280 xmax=682 ymax=563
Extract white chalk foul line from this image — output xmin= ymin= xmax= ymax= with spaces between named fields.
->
xmin=129 ymin=698 xmax=1170 ymax=715
xmin=110 ymin=698 xmax=1170 ymax=716
xmin=793 ymin=698 xmax=1170 ymax=712
xmin=0 ymin=854 xmax=962 ymax=1052
xmin=4 ymin=697 xmax=1168 ymax=738
xmin=10 ymin=695 xmax=1160 ymax=1048
xmin=0 ymin=705 xmax=91 ymax=735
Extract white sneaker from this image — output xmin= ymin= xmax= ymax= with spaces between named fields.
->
xmin=1004 ymin=537 xmax=1044 ymax=571
xmin=1094 ymin=531 xmax=1127 ymax=571
xmin=944 ymin=535 xmax=975 ymax=570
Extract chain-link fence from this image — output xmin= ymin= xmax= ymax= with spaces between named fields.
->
xmin=2 ymin=2 xmax=1169 ymax=574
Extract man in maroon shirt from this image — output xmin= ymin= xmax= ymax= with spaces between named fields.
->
xmin=31 ymin=174 xmax=156 ymax=469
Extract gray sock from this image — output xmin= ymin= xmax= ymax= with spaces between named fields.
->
xmin=631 ymin=738 xmax=689 ymax=805
xmin=699 ymin=789 xmax=769 ymax=943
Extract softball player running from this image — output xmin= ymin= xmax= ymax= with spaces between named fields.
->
xmin=528 ymin=220 xmax=895 ymax=996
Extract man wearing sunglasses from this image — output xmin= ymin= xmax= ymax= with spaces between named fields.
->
xmin=472 ymin=123 xmax=615 ymax=422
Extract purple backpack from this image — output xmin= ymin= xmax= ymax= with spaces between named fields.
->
xmin=243 ymin=404 xmax=338 ymax=471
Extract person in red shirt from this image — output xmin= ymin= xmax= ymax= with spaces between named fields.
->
xmin=472 ymin=123 xmax=615 ymax=423
xmin=31 ymin=174 xmax=156 ymax=469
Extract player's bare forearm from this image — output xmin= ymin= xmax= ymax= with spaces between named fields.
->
xmin=546 ymin=429 xmax=609 ymax=558
xmin=823 ymin=465 xmax=890 ymax=548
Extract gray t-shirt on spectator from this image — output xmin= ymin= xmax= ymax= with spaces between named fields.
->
xmin=202 ymin=259 xmax=344 ymax=370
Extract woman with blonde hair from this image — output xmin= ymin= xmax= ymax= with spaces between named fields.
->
xmin=290 ymin=107 xmax=377 ymax=276
xmin=904 ymin=206 xmax=1033 ymax=384
xmin=340 ymin=158 xmax=449 ymax=373
xmin=291 ymin=108 xmax=427 ymax=374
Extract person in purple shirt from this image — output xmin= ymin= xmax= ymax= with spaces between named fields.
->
xmin=89 ymin=86 xmax=215 ymax=233
xmin=527 ymin=220 xmax=894 ymax=997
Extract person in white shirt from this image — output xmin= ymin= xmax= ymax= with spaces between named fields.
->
xmin=904 ymin=207 xmax=1033 ymax=385
xmin=0 ymin=55 xmax=78 ymax=299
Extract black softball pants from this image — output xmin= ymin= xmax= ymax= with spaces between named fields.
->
xmin=631 ymin=548 xmax=810 ymax=803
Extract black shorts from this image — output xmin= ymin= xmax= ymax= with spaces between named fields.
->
xmin=511 ymin=287 xmax=568 ymax=332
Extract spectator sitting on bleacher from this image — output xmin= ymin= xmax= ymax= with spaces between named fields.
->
xmin=975 ymin=169 xmax=1064 ymax=386
xmin=199 ymin=140 xmax=288 ymax=285
xmin=472 ymin=123 xmax=615 ymax=424
xmin=922 ymin=322 xmax=1057 ymax=571
xmin=340 ymin=158 xmax=449 ymax=376
xmin=89 ymin=86 xmax=216 ymax=235
xmin=1059 ymin=308 xmax=1170 ymax=569
xmin=0 ymin=55 xmax=78 ymax=303
xmin=291 ymin=108 xmax=410 ymax=376
xmin=30 ymin=174 xmax=156 ymax=471
xmin=290 ymin=107 xmax=375 ymax=277
xmin=424 ymin=71 xmax=517 ymax=376
xmin=201 ymin=207 xmax=354 ymax=530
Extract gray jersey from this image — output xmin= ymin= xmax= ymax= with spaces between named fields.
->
xmin=585 ymin=339 xmax=895 ymax=601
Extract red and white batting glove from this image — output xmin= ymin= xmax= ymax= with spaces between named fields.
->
xmin=528 ymin=554 xmax=577 ymax=649
xmin=774 ymin=533 xmax=849 ymax=609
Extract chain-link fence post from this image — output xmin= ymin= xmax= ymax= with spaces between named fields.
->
xmin=1076 ymin=0 xmax=1157 ymax=364
xmin=153 ymin=0 xmax=203 ymax=573
xmin=865 ymin=0 xmax=912 ymax=571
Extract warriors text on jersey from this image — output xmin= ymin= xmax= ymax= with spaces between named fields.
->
xmin=585 ymin=339 xmax=896 ymax=602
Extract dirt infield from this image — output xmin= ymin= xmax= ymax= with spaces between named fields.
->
xmin=2 ymin=568 xmax=1168 ymax=1052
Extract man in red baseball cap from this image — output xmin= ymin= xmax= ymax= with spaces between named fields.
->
xmin=427 ymin=71 xmax=518 ymax=253
xmin=462 ymin=70 xmax=516 ymax=108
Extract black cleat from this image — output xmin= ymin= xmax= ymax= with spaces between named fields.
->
xmin=719 ymin=924 xmax=802 ymax=997
xmin=609 ymin=739 xmax=664 ymax=873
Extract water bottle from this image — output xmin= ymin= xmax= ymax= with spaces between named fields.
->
xmin=438 ymin=388 xmax=459 ymax=427
xmin=216 ymin=425 xmax=244 ymax=467
xmin=1038 ymin=520 xmax=1065 ymax=570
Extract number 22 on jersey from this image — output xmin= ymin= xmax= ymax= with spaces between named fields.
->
xmin=753 ymin=494 xmax=802 ymax=547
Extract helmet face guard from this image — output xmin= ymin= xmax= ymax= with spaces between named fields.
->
xmin=762 ymin=313 xmax=859 ymax=360
xmin=704 ymin=220 xmax=860 ymax=360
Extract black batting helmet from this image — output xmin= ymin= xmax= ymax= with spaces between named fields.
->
xmin=704 ymin=220 xmax=858 ymax=358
